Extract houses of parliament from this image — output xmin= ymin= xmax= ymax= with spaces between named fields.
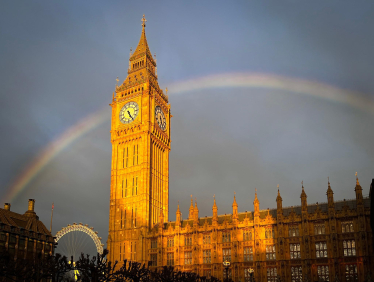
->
xmin=107 ymin=16 xmax=373 ymax=282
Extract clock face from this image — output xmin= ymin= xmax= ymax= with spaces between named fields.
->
xmin=119 ymin=101 xmax=139 ymax=124
xmin=155 ymin=106 xmax=167 ymax=131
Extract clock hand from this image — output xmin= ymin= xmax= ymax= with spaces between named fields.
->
xmin=127 ymin=110 xmax=133 ymax=120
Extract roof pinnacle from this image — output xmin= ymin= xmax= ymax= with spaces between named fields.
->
xmin=141 ymin=14 xmax=147 ymax=28
xmin=355 ymin=172 xmax=360 ymax=185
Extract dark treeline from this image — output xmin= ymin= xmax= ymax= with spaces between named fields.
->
xmin=0 ymin=249 xmax=233 ymax=282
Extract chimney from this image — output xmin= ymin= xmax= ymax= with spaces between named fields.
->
xmin=28 ymin=199 xmax=35 ymax=212
xmin=4 ymin=203 xmax=10 ymax=211
xmin=24 ymin=199 xmax=38 ymax=219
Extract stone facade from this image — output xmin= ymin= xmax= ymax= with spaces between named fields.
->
xmin=108 ymin=18 xmax=373 ymax=282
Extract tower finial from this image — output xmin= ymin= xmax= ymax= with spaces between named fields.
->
xmin=355 ymin=172 xmax=360 ymax=185
xmin=328 ymin=176 xmax=330 ymax=184
xmin=141 ymin=14 xmax=147 ymax=28
xmin=302 ymin=180 xmax=304 ymax=189
xmin=277 ymin=184 xmax=279 ymax=191
xmin=116 ymin=77 xmax=119 ymax=87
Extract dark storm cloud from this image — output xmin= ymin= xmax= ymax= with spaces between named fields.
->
xmin=0 ymin=0 xmax=373 ymax=250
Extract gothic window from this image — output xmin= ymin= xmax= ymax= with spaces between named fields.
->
xmin=291 ymin=266 xmax=302 ymax=282
xmin=122 ymin=179 xmax=124 ymax=198
xmin=125 ymin=179 xmax=128 ymax=197
xmin=315 ymin=242 xmax=328 ymax=258
xmin=185 ymin=236 xmax=192 ymax=246
xmin=244 ymin=268 xmax=254 ymax=282
xmin=342 ymin=221 xmax=354 ymax=233
xmin=120 ymin=242 xmax=125 ymax=261
xmin=167 ymin=237 xmax=174 ymax=248
xmin=131 ymin=242 xmax=136 ymax=261
xmin=243 ymin=230 xmax=252 ymax=241
xmin=203 ymin=269 xmax=211 ymax=278
xmin=136 ymin=144 xmax=139 ymax=165
xmin=184 ymin=251 xmax=192 ymax=265
xmin=266 ymin=245 xmax=276 ymax=260
xmin=314 ymin=223 xmax=326 ymax=235
xmin=290 ymin=243 xmax=301 ymax=259
xmin=222 ymin=232 xmax=231 ymax=243
xmin=203 ymin=249 xmax=211 ymax=264
xmin=151 ymin=239 xmax=157 ymax=249
xmin=133 ymin=145 xmax=136 ymax=165
xmin=317 ymin=265 xmax=329 ymax=281
xmin=223 ymin=248 xmax=231 ymax=262
xmin=267 ymin=267 xmax=277 ymax=282
xmin=345 ymin=264 xmax=358 ymax=281
xmin=167 ymin=253 xmax=174 ymax=266
xmin=343 ymin=240 xmax=356 ymax=256
xmin=203 ymin=235 xmax=211 ymax=244
xmin=223 ymin=268 xmax=232 ymax=280
xmin=121 ymin=208 xmax=123 ymax=229
xmin=134 ymin=207 xmax=137 ymax=227
xmin=244 ymin=246 xmax=253 ymax=261
xmin=150 ymin=254 xmax=157 ymax=266
xmin=265 ymin=228 xmax=274 ymax=239
xmin=289 ymin=226 xmax=299 ymax=237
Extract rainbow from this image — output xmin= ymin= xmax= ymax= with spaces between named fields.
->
xmin=2 ymin=73 xmax=373 ymax=203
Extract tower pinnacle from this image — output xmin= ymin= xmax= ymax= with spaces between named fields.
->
xmin=141 ymin=14 xmax=147 ymax=28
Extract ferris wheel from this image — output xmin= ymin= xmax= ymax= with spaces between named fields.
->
xmin=54 ymin=223 xmax=104 ymax=260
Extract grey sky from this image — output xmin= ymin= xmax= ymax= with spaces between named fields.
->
xmin=0 ymin=1 xmax=373 ymax=253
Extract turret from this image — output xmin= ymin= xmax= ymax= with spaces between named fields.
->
xmin=212 ymin=195 xmax=218 ymax=225
xmin=253 ymin=189 xmax=260 ymax=217
xmin=327 ymin=177 xmax=335 ymax=210
xmin=24 ymin=199 xmax=38 ymax=219
xmin=232 ymin=192 xmax=238 ymax=221
xmin=300 ymin=181 xmax=307 ymax=212
xmin=176 ymin=201 xmax=181 ymax=226
xmin=189 ymin=195 xmax=194 ymax=220
xmin=194 ymin=199 xmax=199 ymax=226
xmin=355 ymin=172 xmax=364 ymax=214
xmin=276 ymin=185 xmax=283 ymax=211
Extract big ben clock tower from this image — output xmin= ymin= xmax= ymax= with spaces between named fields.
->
xmin=107 ymin=16 xmax=170 ymax=264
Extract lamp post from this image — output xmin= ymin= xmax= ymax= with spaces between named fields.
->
xmin=249 ymin=268 xmax=254 ymax=282
xmin=223 ymin=261 xmax=230 ymax=282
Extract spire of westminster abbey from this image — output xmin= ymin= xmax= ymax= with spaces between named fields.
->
xmin=107 ymin=17 xmax=373 ymax=282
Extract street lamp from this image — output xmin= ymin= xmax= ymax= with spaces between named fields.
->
xmin=248 ymin=268 xmax=254 ymax=282
xmin=223 ymin=261 xmax=230 ymax=282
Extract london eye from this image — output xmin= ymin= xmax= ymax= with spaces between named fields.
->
xmin=54 ymin=223 xmax=104 ymax=260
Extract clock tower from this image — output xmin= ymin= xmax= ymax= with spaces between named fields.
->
xmin=107 ymin=16 xmax=171 ymax=264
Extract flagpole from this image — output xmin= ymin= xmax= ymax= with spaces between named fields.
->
xmin=50 ymin=203 xmax=54 ymax=233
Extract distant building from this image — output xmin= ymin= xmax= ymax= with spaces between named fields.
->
xmin=0 ymin=199 xmax=55 ymax=260
xmin=107 ymin=17 xmax=374 ymax=282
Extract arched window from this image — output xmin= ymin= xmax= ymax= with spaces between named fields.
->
xmin=249 ymin=232 xmax=252 ymax=240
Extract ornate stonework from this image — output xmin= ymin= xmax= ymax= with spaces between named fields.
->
xmin=108 ymin=18 xmax=373 ymax=282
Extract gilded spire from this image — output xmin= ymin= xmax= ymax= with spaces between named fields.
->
xmin=213 ymin=194 xmax=217 ymax=208
xmin=355 ymin=172 xmax=360 ymax=186
xmin=327 ymin=177 xmax=333 ymax=194
xmin=233 ymin=192 xmax=238 ymax=207
xmin=177 ymin=200 xmax=180 ymax=213
xmin=130 ymin=14 xmax=154 ymax=62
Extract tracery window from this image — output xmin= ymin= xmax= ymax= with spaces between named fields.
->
xmin=185 ymin=235 xmax=192 ymax=246
xmin=315 ymin=242 xmax=328 ymax=258
xmin=345 ymin=264 xmax=358 ymax=281
xmin=343 ymin=240 xmax=356 ymax=256
xmin=167 ymin=237 xmax=174 ymax=247
xmin=184 ymin=251 xmax=192 ymax=265
xmin=289 ymin=226 xmax=299 ymax=237
xmin=244 ymin=268 xmax=254 ymax=282
xmin=167 ymin=253 xmax=174 ymax=266
xmin=151 ymin=239 xmax=157 ymax=249
xmin=265 ymin=228 xmax=274 ymax=239
xmin=267 ymin=267 xmax=277 ymax=282
xmin=223 ymin=248 xmax=231 ymax=262
xmin=243 ymin=230 xmax=252 ymax=241
xmin=203 ymin=249 xmax=211 ymax=264
xmin=244 ymin=246 xmax=253 ymax=261
xmin=291 ymin=266 xmax=303 ymax=282
xmin=342 ymin=221 xmax=354 ymax=233
xmin=314 ymin=223 xmax=326 ymax=235
xmin=223 ymin=268 xmax=232 ymax=280
xmin=266 ymin=245 xmax=276 ymax=260
xmin=317 ymin=265 xmax=329 ymax=281
xmin=222 ymin=231 xmax=231 ymax=243
xmin=203 ymin=235 xmax=211 ymax=244
xmin=203 ymin=269 xmax=211 ymax=278
xmin=290 ymin=243 xmax=301 ymax=259
xmin=150 ymin=254 xmax=157 ymax=266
